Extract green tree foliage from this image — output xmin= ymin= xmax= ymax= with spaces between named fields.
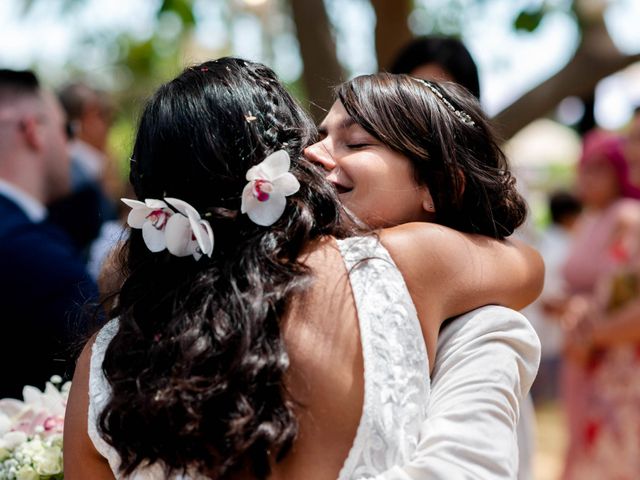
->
xmin=17 ymin=0 xmax=640 ymax=141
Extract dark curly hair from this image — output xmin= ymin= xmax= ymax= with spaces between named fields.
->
xmin=99 ymin=58 xmax=352 ymax=478
xmin=337 ymin=73 xmax=526 ymax=238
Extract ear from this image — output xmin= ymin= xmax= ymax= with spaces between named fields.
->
xmin=20 ymin=117 xmax=43 ymax=151
xmin=421 ymin=187 xmax=436 ymax=213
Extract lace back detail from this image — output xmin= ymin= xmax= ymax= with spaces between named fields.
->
xmin=336 ymin=236 xmax=430 ymax=479
xmin=87 ymin=236 xmax=430 ymax=479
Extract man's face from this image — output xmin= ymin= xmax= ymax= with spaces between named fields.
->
xmin=40 ymin=92 xmax=71 ymax=202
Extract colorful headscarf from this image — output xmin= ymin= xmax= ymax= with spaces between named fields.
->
xmin=580 ymin=129 xmax=640 ymax=200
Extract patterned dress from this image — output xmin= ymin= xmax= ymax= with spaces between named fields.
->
xmin=562 ymin=199 xmax=640 ymax=480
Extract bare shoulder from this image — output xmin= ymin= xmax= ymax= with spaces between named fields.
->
xmin=379 ymin=222 xmax=544 ymax=317
xmin=284 ymin=235 xmax=354 ymax=342
xmin=379 ymin=222 xmax=454 ymax=254
xmin=298 ymin=236 xmax=343 ymax=270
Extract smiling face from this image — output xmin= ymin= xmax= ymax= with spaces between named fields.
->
xmin=304 ymin=101 xmax=434 ymax=228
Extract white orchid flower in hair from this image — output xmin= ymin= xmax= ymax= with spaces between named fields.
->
xmin=121 ymin=198 xmax=173 ymax=252
xmin=163 ymin=198 xmax=214 ymax=260
xmin=241 ymin=150 xmax=300 ymax=226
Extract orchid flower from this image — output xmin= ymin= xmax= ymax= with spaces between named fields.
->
xmin=121 ymin=198 xmax=172 ymax=253
xmin=0 ymin=379 xmax=69 ymax=446
xmin=241 ymin=150 xmax=300 ymax=226
xmin=163 ymin=198 xmax=214 ymax=260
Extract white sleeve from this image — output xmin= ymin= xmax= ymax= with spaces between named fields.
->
xmin=365 ymin=306 xmax=541 ymax=480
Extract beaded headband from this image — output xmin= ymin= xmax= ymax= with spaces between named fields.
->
xmin=413 ymin=78 xmax=476 ymax=127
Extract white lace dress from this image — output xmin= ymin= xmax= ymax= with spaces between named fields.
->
xmin=87 ymin=236 xmax=540 ymax=479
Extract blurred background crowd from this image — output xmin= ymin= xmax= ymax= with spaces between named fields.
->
xmin=2 ymin=0 xmax=640 ymax=479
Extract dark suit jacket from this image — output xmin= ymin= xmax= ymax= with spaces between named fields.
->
xmin=0 ymin=193 xmax=99 ymax=398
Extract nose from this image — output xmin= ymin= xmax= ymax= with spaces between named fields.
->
xmin=304 ymin=141 xmax=336 ymax=171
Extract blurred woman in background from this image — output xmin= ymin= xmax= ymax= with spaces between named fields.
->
xmin=561 ymin=130 xmax=640 ymax=480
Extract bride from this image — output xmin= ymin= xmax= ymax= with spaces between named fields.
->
xmin=64 ymin=58 xmax=542 ymax=479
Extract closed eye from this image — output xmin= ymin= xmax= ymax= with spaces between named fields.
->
xmin=346 ymin=143 xmax=372 ymax=149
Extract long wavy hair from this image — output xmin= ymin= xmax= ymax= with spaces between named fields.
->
xmin=99 ymin=58 xmax=351 ymax=478
xmin=337 ymin=73 xmax=527 ymax=238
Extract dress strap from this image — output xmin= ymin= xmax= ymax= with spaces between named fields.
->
xmin=87 ymin=319 xmax=124 ymax=474
xmin=336 ymin=236 xmax=430 ymax=479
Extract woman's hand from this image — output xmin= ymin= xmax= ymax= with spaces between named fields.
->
xmin=563 ymin=320 xmax=594 ymax=365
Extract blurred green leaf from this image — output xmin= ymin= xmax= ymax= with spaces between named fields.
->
xmin=125 ymin=39 xmax=155 ymax=77
xmin=159 ymin=0 xmax=196 ymax=27
xmin=514 ymin=8 xmax=545 ymax=32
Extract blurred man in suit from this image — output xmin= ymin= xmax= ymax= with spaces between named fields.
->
xmin=0 ymin=69 xmax=98 ymax=398
xmin=49 ymin=82 xmax=118 ymax=257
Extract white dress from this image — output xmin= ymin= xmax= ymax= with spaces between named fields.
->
xmin=88 ymin=236 xmax=540 ymax=479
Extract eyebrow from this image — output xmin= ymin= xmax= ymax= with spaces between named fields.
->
xmin=339 ymin=116 xmax=358 ymax=130
xmin=318 ymin=116 xmax=358 ymax=135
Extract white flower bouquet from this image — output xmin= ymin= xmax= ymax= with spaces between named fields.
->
xmin=0 ymin=377 xmax=69 ymax=480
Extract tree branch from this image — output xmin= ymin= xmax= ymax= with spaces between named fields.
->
xmin=289 ymin=0 xmax=343 ymax=121
xmin=369 ymin=0 xmax=412 ymax=71
xmin=493 ymin=18 xmax=640 ymax=140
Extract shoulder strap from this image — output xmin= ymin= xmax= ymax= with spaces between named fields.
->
xmin=336 ymin=236 xmax=431 ymax=478
xmin=87 ymin=319 xmax=123 ymax=474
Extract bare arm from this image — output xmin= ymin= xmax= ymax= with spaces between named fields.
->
xmin=63 ymin=337 xmax=115 ymax=479
xmin=586 ymin=203 xmax=640 ymax=347
xmin=379 ymin=223 xmax=542 ymax=369
xmin=381 ymin=223 xmax=543 ymax=320
xmin=590 ymin=298 xmax=640 ymax=347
